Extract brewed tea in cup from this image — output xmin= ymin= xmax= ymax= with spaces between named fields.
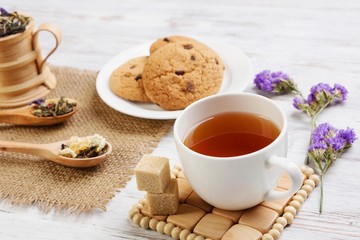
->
xmin=184 ymin=112 xmax=280 ymax=157
xmin=174 ymin=93 xmax=303 ymax=210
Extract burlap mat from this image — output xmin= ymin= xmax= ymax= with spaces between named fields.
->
xmin=0 ymin=66 xmax=173 ymax=213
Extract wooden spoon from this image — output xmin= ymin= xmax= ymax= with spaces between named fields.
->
xmin=0 ymin=140 xmax=112 ymax=168
xmin=0 ymin=99 xmax=78 ymax=126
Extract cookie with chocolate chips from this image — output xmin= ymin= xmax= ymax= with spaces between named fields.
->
xmin=143 ymin=42 xmax=223 ymax=110
xmin=109 ymin=56 xmax=151 ymax=102
xmin=150 ymin=35 xmax=198 ymax=54
xmin=150 ymin=35 xmax=225 ymax=71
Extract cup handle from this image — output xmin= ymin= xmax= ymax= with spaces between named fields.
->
xmin=264 ymin=156 xmax=303 ymax=201
xmin=33 ymin=23 xmax=62 ymax=73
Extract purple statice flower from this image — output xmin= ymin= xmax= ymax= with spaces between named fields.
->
xmin=337 ymin=127 xmax=357 ymax=145
xmin=293 ymin=97 xmax=306 ymax=110
xmin=254 ymin=70 xmax=277 ymax=92
xmin=308 ymin=123 xmax=356 ymax=214
xmin=333 ymin=84 xmax=348 ymax=103
xmin=308 ymin=140 xmax=328 ymax=163
xmin=0 ymin=7 xmax=9 ymax=16
xmin=328 ymin=137 xmax=346 ymax=151
xmin=294 ymin=83 xmax=348 ymax=117
xmin=307 ymin=83 xmax=333 ymax=104
xmin=311 ymin=123 xmax=337 ymax=143
xmin=254 ymin=70 xmax=293 ymax=93
xmin=254 ymin=70 xmax=353 ymax=214
xmin=308 ymin=141 xmax=327 ymax=152
xmin=31 ymin=98 xmax=45 ymax=106
xmin=309 ymin=123 xmax=357 ymax=158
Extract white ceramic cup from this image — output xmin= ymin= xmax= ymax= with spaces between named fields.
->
xmin=174 ymin=93 xmax=303 ymax=210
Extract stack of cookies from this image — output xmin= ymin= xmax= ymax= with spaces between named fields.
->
xmin=109 ymin=36 xmax=224 ymax=110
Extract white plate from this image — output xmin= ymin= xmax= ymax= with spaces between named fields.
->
xmin=96 ymin=38 xmax=253 ymax=120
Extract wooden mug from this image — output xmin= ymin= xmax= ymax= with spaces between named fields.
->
xmin=0 ymin=18 xmax=62 ymax=99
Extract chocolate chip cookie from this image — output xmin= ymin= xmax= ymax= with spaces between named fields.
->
xmin=143 ymin=43 xmax=223 ymax=110
xmin=149 ymin=36 xmax=198 ymax=54
xmin=149 ymin=35 xmax=225 ymax=70
xmin=109 ymin=56 xmax=151 ymax=103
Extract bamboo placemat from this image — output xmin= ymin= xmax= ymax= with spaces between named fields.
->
xmin=0 ymin=66 xmax=173 ymax=213
xmin=129 ymin=166 xmax=319 ymax=240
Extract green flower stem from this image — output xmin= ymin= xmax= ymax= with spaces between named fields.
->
xmin=288 ymin=82 xmax=305 ymax=100
xmin=286 ymin=82 xmax=318 ymax=165
xmin=304 ymin=115 xmax=317 ymax=165
xmin=320 ymin=173 xmax=324 ymax=213
xmin=313 ymin=101 xmax=331 ymax=121
xmin=315 ymin=160 xmax=323 ymax=172
xmin=294 ymin=89 xmax=306 ymax=102
xmin=323 ymin=156 xmax=336 ymax=175
xmin=317 ymin=155 xmax=335 ymax=214
xmin=305 ymin=101 xmax=332 ymax=165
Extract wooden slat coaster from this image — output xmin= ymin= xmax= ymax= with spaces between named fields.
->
xmin=129 ymin=165 xmax=319 ymax=240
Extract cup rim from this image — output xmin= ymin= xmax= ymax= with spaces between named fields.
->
xmin=174 ymin=92 xmax=288 ymax=161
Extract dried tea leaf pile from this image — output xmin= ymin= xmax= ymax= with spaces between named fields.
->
xmin=0 ymin=8 xmax=29 ymax=38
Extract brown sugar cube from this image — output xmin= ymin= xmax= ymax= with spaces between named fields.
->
xmin=135 ymin=155 xmax=170 ymax=193
xmin=167 ymin=204 xmax=206 ymax=231
xmin=193 ymin=213 xmax=233 ymax=240
xmin=147 ymin=178 xmax=179 ymax=215
xmin=186 ymin=191 xmax=213 ymax=213
xmin=140 ymin=202 xmax=168 ymax=221
xmin=222 ymin=224 xmax=262 ymax=240
xmin=177 ymin=178 xmax=193 ymax=203
xmin=212 ymin=208 xmax=244 ymax=223
xmin=239 ymin=205 xmax=279 ymax=234
xmin=260 ymin=187 xmax=293 ymax=214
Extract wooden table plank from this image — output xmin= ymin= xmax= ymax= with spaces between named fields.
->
xmin=1 ymin=0 xmax=360 ymax=239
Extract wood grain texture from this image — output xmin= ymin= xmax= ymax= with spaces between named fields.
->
xmin=1 ymin=0 xmax=360 ymax=239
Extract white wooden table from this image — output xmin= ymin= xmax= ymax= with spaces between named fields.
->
xmin=1 ymin=1 xmax=360 ymax=239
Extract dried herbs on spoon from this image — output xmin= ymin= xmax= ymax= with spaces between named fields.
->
xmin=59 ymin=134 xmax=108 ymax=159
xmin=32 ymin=97 xmax=77 ymax=117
